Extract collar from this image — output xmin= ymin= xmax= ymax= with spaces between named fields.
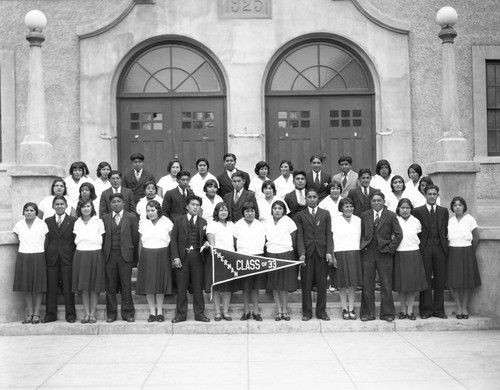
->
xmin=308 ymin=206 xmax=316 ymax=214
xmin=134 ymin=169 xmax=143 ymax=177
xmin=112 ymin=186 xmax=121 ymax=193
xmin=178 ymin=186 xmax=188 ymax=195
xmin=187 ymin=214 xmax=197 ymax=223
xmin=56 ymin=213 xmax=66 ymax=221
xmin=373 ymin=209 xmax=381 ymax=218
xmin=113 ymin=210 xmax=123 ymax=218
xmin=226 ymin=169 xmax=236 ymax=177
xmin=426 ymin=204 xmax=436 ymax=212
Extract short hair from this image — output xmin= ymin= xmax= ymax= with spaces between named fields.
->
xmin=396 ymin=198 xmax=414 ymax=216
xmin=231 ymin=171 xmax=245 ymax=180
xmin=358 ymin=168 xmax=372 ymax=177
xmin=109 ymin=170 xmax=122 ymax=179
xmin=213 ymin=201 xmax=231 ymax=222
xmin=130 ymin=153 xmax=144 ymax=161
xmin=375 ymin=159 xmax=392 ymax=176
xmin=338 ymin=197 xmax=354 ymax=212
xmin=261 ymin=179 xmax=276 ymax=194
xmin=223 ymin=153 xmax=236 ymax=161
xmin=143 ymin=180 xmax=158 ymax=192
xmin=407 ymin=163 xmax=423 ymax=178
xmin=279 ymin=159 xmax=294 ymax=172
xmin=271 ymin=200 xmax=287 ymax=214
xmin=419 ymin=176 xmax=434 ymax=193
xmin=167 ymin=160 xmax=183 ymax=173
xmin=96 ymin=161 xmax=112 ymax=178
xmin=338 ymin=155 xmax=353 ymax=165
xmin=327 ymin=180 xmax=342 ymax=194
xmin=305 ymin=188 xmax=318 ymax=197
xmin=69 ymin=161 xmax=89 ymax=176
xmin=22 ymin=202 xmax=38 ymax=215
xmin=254 ymin=161 xmax=270 ymax=175
xmin=52 ymin=195 xmax=67 ymax=206
xmin=371 ymin=190 xmax=385 ymax=200
xmin=76 ymin=200 xmax=96 ymax=218
xmin=241 ymin=201 xmax=256 ymax=213
xmin=108 ymin=192 xmax=124 ymax=202
xmin=186 ymin=194 xmax=202 ymax=207
xmin=425 ymin=184 xmax=440 ymax=194
xmin=50 ymin=178 xmax=67 ymax=196
xmin=450 ymin=196 xmax=468 ymax=213
xmin=310 ymin=154 xmax=324 ymax=163
xmin=390 ymin=175 xmax=406 ymax=193
xmin=176 ymin=170 xmax=191 ymax=180
xmin=203 ymin=179 xmax=219 ymax=192
xmin=79 ymin=182 xmax=97 ymax=201
xmin=145 ymin=200 xmax=162 ymax=217
xmin=196 ymin=157 xmax=210 ymax=170
xmin=293 ymin=170 xmax=307 ymax=179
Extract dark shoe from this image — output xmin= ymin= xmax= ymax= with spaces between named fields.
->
xmin=456 ymin=314 xmax=463 ymax=319
xmin=222 ymin=313 xmax=232 ymax=321
xmin=282 ymin=312 xmax=290 ymax=321
xmin=148 ymin=314 xmax=156 ymax=323
xmin=156 ymin=314 xmax=165 ymax=322
xmin=89 ymin=316 xmax=97 ymax=324
xmin=342 ymin=309 xmax=349 ymax=320
xmin=361 ymin=315 xmax=375 ymax=322
xmin=81 ymin=315 xmax=90 ymax=324
xmin=398 ymin=312 xmax=407 ymax=320
xmin=22 ymin=315 xmax=33 ymax=324
xmin=31 ymin=315 xmax=40 ymax=324
xmin=463 ymin=314 xmax=469 ymax=319
xmin=349 ymin=310 xmax=357 ymax=320
xmin=383 ymin=316 xmax=394 ymax=322
xmin=302 ymin=316 xmax=311 ymax=321
xmin=420 ymin=314 xmax=430 ymax=320
xmin=433 ymin=313 xmax=448 ymax=319
xmin=171 ymin=316 xmax=186 ymax=323
xmin=195 ymin=314 xmax=210 ymax=322
xmin=252 ymin=312 xmax=263 ymax=321
xmin=214 ymin=313 xmax=222 ymax=322
xmin=240 ymin=312 xmax=251 ymax=321
xmin=275 ymin=313 xmax=282 ymax=321
xmin=318 ymin=314 xmax=330 ymax=321
xmin=125 ymin=317 xmax=135 ymax=323
xmin=106 ymin=317 xmax=116 ymax=323
xmin=42 ymin=317 xmax=56 ymax=324
xmin=66 ymin=319 xmax=76 ymax=323
xmin=408 ymin=313 xmax=416 ymax=321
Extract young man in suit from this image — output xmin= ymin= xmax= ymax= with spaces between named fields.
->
xmin=284 ymin=170 xmax=308 ymax=223
xmin=223 ymin=171 xmax=259 ymax=222
xmin=412 ymin=184 xmax=449 ymax=319
xmin=216 ymin=153 xmax=251 ymax=197
xmin=102 ymin=193 xmax=139 ymax=322
xmin=122 ymin=153 xmax=156 ymax=204
xmin=306 ymin=155 xmax=331 ymax=202
xmin=333 ymin=155 xmax=358 ymax=197
xmin=42 ymin=196 xmax=77 ymax=323
xmin=348 ymin=168 xmax=376 ymax=218
xmin=359 ymin=191 xmax=403 ymax=322
xmin=161 ymin=170 xmax=194 ymax=222
xmin=99 ymin=170 xmax=136 ymax=217
xmin=296 ymin=189 xmax=335 ymax=321
xmin=170 ymin=194 xmax=210 ymax=323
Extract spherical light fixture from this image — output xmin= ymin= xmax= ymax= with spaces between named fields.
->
xmin=24 ymin=10 xmax=47 ymax=31
xmin=436 ymin=6 xmax=458 ymax=27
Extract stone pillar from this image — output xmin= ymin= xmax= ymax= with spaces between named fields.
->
xmin=425 ymin=7 xmax=479 ymax=214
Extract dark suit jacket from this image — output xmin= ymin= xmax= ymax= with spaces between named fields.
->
xmin=360 ymin=207 xmax=403 ymax=255
xmin=306 ymin=170 xmax=332 ymax=201
xmin=170 ymin=215 xmax=207 ymax=260
xmin=99 ymin=187 xmax=136 ymax=217
xmin=348 ymin=186 xmax=376 ymax=218
xmin=102 ymin=211 xmax=139 ymax=264
xmin=412 ymin=205 xmax=449 ymax=255
xmin=222 ymin=189 xmax=259 ymax=222
xmin=122 ymin=169 xmax=156 ymax=204
xmin=296 ymin=207 xmax=333 ymax=258
xmin=333 ymin=171 xmax=358 ymax=197
xmin=284 ymin=190 xmax=307 ymax=222
xmin=45 ymin=214 xmax=77 ymax=267
xmin=216 ymin=169 xmax=251 ymax=197
xmin=162 ymin=187 xmax=194 ymax=222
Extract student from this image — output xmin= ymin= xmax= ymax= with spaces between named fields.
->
xmin=348 ymin=168 xmax=376 ymax=218
xmin=223 ymin=171 xmax=259 ymax=222
xmin=170 ymin=195 xmax=210 ymax=323
xmin=161 ymin=171 xmax=194 ymax=222
xmin=332 ymin=156 xmax=358 ymax=197
xmin=99 ymin=170 xmax=136 ymax=217
xmin=306 ymin=155 xmax=332 ymax=202
xmin=190 ymin=158 xmax=219 ymax=197
xmin=370 ymin=159 xmax=394 ymax=198
xmin=122 ymin=153 xmax=156 ymax=204
xmin=216 ymin=153 xmax=251 ymax=197
xmin=274 ymin=160 xmax=295 ymax=199
xmin=248 ymin=161 xmax=270 ymax=200
xmin=284 ymin=170 xmax=308 ymax=222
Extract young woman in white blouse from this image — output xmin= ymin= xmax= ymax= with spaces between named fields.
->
xmin=93 ymin=161 xmax=112 ymax=204
xmin=65 ymin=161 xmax=93 ymax=208
xmin=274 ymin=160 xmax=295 ymax=199
xmin=38 ymin=178 xmax=73 ymax=220
xmin=157 ymin=160 xmax=182 ymax=197
xmin=257 ymin=180 xmax=284 ymax=224
xmin=190 ymin=158 xmax=219 ymax=197
xmin=136 ymin=181 xmax=163 ymax=221
xmin=200 ymin=179 xmax=223 ymax=223
xmin=72 ymin=200 xmax=105 ymax=324
xmin=447 ymin=197 xmax=481 ymax=319
xmin=13 ymin=202 xmax=48 ymax=324
xmin=136 ymin=200 xmax=173 ymax=322
xmin=370 ymin=159 xmax=394 ymax=198
xmin=248 ymin=161 xmax=270 ymax=200
xmin=319 ymin=181 xmax=343 ymax=219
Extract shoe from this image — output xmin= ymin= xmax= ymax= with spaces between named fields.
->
xmin=349 ymin=310 xmax=357 ymax=320
xmin=41 ymin=317 xmax=56 ymax=324
xmin=66 ymin=319 xmax=76 ymax=323
xmin=214 ymin=313 xmax=222 ymax=322
xmin=282 ymin=312 xmax=290 ymax=321
xmin=456 ymin=314 xmax=463 ymax=319
xmin=171 ymin=316 xmax=186 ymax=323
xmin=31 ymin=315 xmax=41 ymax=324
xmin=222 ymin=313 xmax=232 ymax=321
xmin=383 ymin=317 xmax=394 ymax=322
xmin=275 ymin=313 xmax=282 ymax=321
xmin=342 ymin=309 xmax=349 ymax=320
xmin=318 ymin=314 xmax=330 ymax=321
xmin=81 ymin=315 xmax=90 ymax=324
xmin=408 ymin=313 xmax=416 ymax=321
xmin=156 ymin=314 xmax=165 ymax=322
xmin=22 ymin=315 xmax=33 ymax=324
xmin=398 ymin=312 xmax=407 ymax=320
xmin=302 ymin=316 xmax=311 ymax=321
xmin=463 ymin=314 xmax=469 ymax=319
xmin=329 ymin=286 xmax=337 ymax=292
xmin=195 ymin=314 xmax=210 ymax=322
xmin=89 ymin=316 xmax=97 ymax=324
xmin=433 ymin=313 xmax=448 ymax=319
xmin=420 ymin=314 xmax=430 ymax=320
xmin=361 ymin=315 xmax=375 ymax=322
xmin=125 ymin=317 xmax=135 ymax=323
xmin=240 ymin=312 xmax=251 ymax=321
xmin=252 ymin=313 xmax=263 ymax=321
xmin=148 ymin=314 xmax=156 ymax=323
xmin=106 ymin=317 xmax=116 ymax=323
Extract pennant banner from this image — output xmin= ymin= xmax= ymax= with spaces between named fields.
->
xmin=211 ymin=246 xmax=300 ymax=288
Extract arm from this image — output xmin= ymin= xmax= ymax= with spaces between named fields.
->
xmin=388 ymin=214 xmax=403 ymax=254
xmin=472 ymin=227 xmax=480 ymax=252
xmin=161 ymin=192 xmax=172 ymax=220
xmin=325 ymin=213 xmax=334 ymax=265
xmin=99 ymin=192 xmax=107 ymax=218
xmin=128 ymin=191 xmax=136 ymax=214
xmin=296 ymin=215 xmax=306 ymax=264
xmin=170 ymin=219 xmax=182 ymax=268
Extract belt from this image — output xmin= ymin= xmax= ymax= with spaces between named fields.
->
xmin=185 ymin=247 xmax=200 ymax=253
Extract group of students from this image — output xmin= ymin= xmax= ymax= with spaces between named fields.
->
xmin=12 ymin=152 xmax=481 ymax=324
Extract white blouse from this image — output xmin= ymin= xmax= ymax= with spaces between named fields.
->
xmin=94 ymin=178 xmax=112 ymax=203
xmin=139 ymin=216 xmax=173 ymax=249
xmin=257 ymin=197 xmax=290 ymax=224
xmin=190 ymin=172 xmax=219 ymax=197
xmin=397 ymin=215 xmax=421 ymax=251
xmin=234 ymin=218 xmax=266 ymax=255
xmin=200 ymin=193 xmax=223 ymax=222
xmin=274 ymin=175 xmax=295 ymax=199
xmin=370 ymin=174 xmax=394 ymax=198
xmin=265 ymin=216 xmax=297 ymax=253
xmin=13 ymin=217 xmax=48 ymax=253
xmin=38 ymin=195 xmax=72 ymax=219
xmin=319 ymin=196 xmax=344 ymax=219
xmin=136 ymin=195 xmax=163 ymax=220
xmin=331 ymin=215 xmax=361 ymax=252
xmin=65 ymin=175 xmax=93 ymax=208
xmin=157 ymin=175 xmax=178 ymax=193
xmin=74 ymin=216 xmax=105 ymax=251
xmin=448 ymin=214 xmax=478 ymax=247
xmin=207 ymin=220 xmax=234 ymax=251
xmin=249 ymin=176 xmax=269 ymax=200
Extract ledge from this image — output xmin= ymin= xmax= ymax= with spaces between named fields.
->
xmin=7 ymin=164 xmax=65 ymax=177
xmin=424 ymin=161 xmax=481 ymax=174
xmin=478 ymin=227 xmax=500 ymax=240
xmin=474 ymin=156 xmax=500 ymax=164
xmin=0 ymin=231 xmax=18 ymax=245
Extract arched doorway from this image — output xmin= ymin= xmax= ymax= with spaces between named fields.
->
xmin=117 ymin=42 xmax=226 ymax=178
xmin=266 ymin=39 xmax=375 ymax=174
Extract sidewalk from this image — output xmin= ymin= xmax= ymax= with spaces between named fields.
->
xmin=1 ymin=330 xmax=499 ymax=389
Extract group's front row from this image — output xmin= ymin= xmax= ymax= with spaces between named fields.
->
xmin=13 ymin=185 xmax=481 ymax=324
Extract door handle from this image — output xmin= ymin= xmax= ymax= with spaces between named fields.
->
xmin=134 ymin=135 xmax=140 ymax=139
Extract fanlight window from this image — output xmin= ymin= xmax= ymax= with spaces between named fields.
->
xmin=121 ymin=45 xmax=222 ymax=94
xmin=269 ymin=43 xmax=371 ymax=92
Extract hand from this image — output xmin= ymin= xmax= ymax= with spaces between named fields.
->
xmin=201 ymin=241 xmax=210 ymax=252
xmin=172 ymin=258 xmax=182 ymax=269
xmin=299 ymin=255 xmax=306 ymax=266
xmin=326 ymin=254 xmax=335 ymax=266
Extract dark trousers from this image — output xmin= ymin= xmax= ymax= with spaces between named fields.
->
xmin=300 ymin=251 xmax=328 ymax=318
xmin=419 ymin=243 xmax=446 ymax=316
xmin=45 ymin=260 xmax=75 ymax=321
xmin=105 ymin=249 xmax=135 ymax=320
xmin=175 ymin=251 xmax=205 ymax=318
xmin=360 ymin=245 xmax=395 ymax=319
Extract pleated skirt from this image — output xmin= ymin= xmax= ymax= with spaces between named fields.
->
xmin=331 ymin=250 xmax=363 ymax=288
xmin=136 ymin=247 xmax=172 ymax=295
xmin=393 ymin=250 xmax=428 ymax=293
xmin=13 ymin=252 xmax=47 ymax=293
xmin=72 ymin=249 xmax=105 ymax=293
xmin=265 ymin=251 xmax=299 ymax=291
xmin=446 ymin=246 xmax=481 ymax=289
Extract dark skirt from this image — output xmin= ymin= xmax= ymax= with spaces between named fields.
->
xmin=331 ymin=250 xmax=363 ymax=289
xmin=235 ymin=253 xmax=267 ymax=291
xmin=447 ymin=246 xmax=481 ymax=289
xmin=136 ymin=247 xmax=172 ymax=295
xmin=13 ymin=252 xmax=47 ymax=293
xmin=204 ymin=251 xmax=238 ymax=293
xmin=393 ymin=250 xmax=428 ymax=293
xmin=72 ymin=249 xmax=105 ymax=293
xmin=265 ymin=250 xmax=299 ymax=291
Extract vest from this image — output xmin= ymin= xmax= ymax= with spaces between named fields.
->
xmin=111 ymin=217 xmax=121 ymax=250
xmin=187 ymin=217 xmax=200 ymax=248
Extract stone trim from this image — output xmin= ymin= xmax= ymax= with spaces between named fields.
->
xmin=0 ymin=50 xmax=16 ymax=166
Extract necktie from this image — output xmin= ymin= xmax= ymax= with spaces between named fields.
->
xmin=311 ymin=208 xmax=316 ymax=220
xmin=189 ymin=215 xmax=195 ymax=230
xmin=374 ymin=212 xmax=379 ymax=227
xmin=57 ymin=215 xmax=62 ymax=228
xmin=114 ymin=188 xmax=118 ymax=194
xmin=314 ymin=173 xmax=320 ymax=186
xmin=430 ymin=205 xmax=435 ymax=215
xmin=234 ymin=190 xmax=240 ymax=204
xmin=114 ymin=213 xmax=121 ymax=226
xmin=342 ymin=174 xmax=347 ymax=189
xmin=135 ymin=171 xmax=141 ymax=181
xmin=183 ymin=189 xmax=187 ymax=201
xmin=363 ymin=187 xmax=368 ymax=197
xmin=298 ymin=190 xmax=305 ymax=206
